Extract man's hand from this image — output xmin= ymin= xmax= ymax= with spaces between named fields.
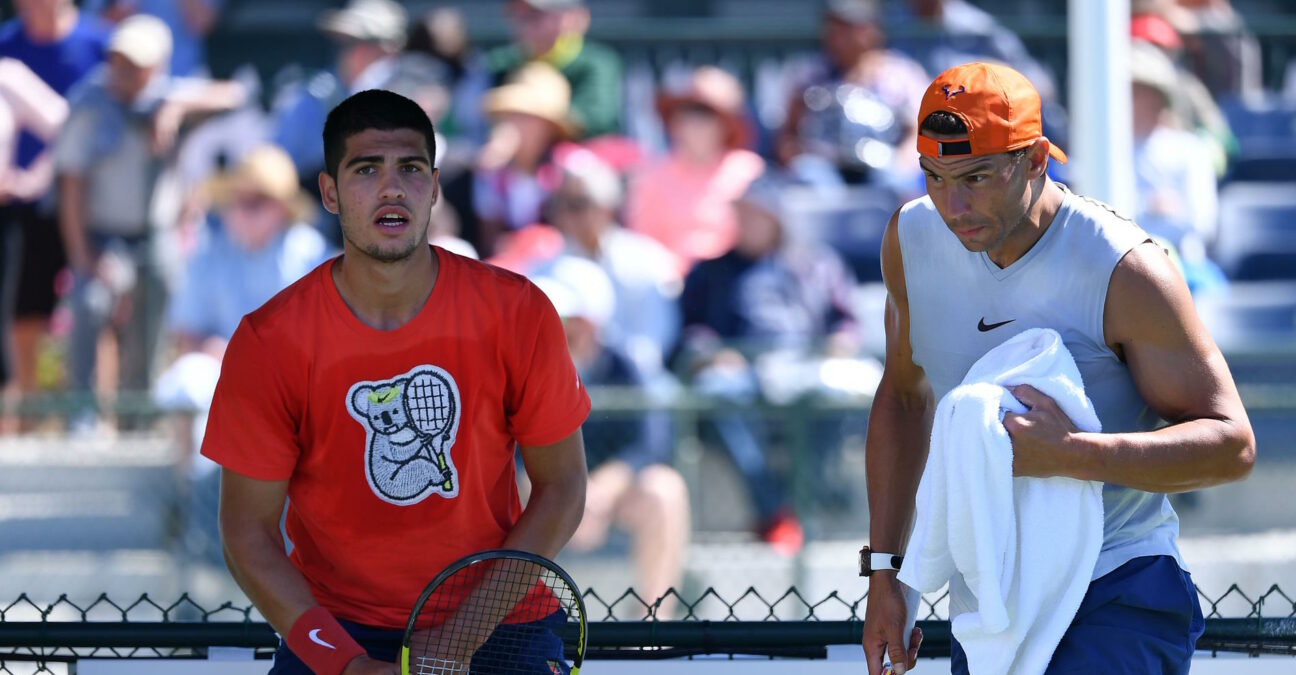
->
xmin=341 ymin=655 xmax=398 ymax=675
xmin=861 ymin=572 xmax=922 ymax=675
xmin=1003 ymin=384 xmax=1081 ymax=479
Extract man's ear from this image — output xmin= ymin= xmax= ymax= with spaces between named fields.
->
xmin=1029 ymin=139 xmax=1051 ymax=180
xmin=430 ymin=168 xmax=440 ymax=207
xmin=319 ymin=170 xmax=340 ymax=215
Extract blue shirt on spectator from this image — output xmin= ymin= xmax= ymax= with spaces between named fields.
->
xmin=168 ymin=221 xmax=331 ymax=341
xmin=0 ymin=13 xmax=110 ymax=168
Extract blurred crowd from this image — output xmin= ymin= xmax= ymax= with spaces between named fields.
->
xmin=0 ymin=0 xmax=1285 ymax=603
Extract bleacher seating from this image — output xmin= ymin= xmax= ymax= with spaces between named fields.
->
xmin=1196 ymin=281 xmax=1296 ymax=354
xmin=1214 ymin=181 xmax=1296 ymax=281
xmin=1220 ymin=95 xmax=1296 ymax=182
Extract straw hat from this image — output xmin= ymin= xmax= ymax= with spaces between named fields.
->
xmin=1130 ymin=39 xmax=1181 ymax=104
xmin=482 ymin=62 xmax=580 ymax=138
xmin=203 ymin=145 xmax=316 ymax=223
xmin=656 ymin=66 xmax=751 ymax=149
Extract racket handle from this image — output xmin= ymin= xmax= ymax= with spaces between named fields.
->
xmin=438 ymin=454 xmax=453 ymax=491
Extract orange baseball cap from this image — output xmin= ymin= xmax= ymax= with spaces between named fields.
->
xmin=916 ymin=62 xmax=1067 ymax=164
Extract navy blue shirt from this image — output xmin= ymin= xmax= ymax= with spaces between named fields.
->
xmin=678 ymin=246 xmax=857 ymax=358
xmin=580 ymin=345 xmax=672 ymax=472
xmin=0 ymin=15 xmax=111 ymax=167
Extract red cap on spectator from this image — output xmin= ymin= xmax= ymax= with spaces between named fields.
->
xmin=1130 ymin=13 xmax=1183 ymax=52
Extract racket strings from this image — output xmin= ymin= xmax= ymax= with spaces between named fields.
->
xmin=407 ymin=375 xmax=452 ymax=436
xmin=410 ymin=558 xmax=582 ymax=674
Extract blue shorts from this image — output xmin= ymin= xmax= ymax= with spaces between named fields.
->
xmin=268 ymin=610 xmax=570 ymax=674
xmin=951 ymin=555 xmax=1205 ymax=674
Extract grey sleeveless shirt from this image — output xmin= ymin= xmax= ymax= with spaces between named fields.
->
xmin=898 ymin=183 xmax=1185 ymax=586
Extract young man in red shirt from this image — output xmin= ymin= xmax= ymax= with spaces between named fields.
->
xmin=203 ymin=89 xmax=590 ymax=675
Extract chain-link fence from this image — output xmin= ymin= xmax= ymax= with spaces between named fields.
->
xmin=0 ymin=585 xmax=1293 ymax=673
xmin=4 ymin=383 xmax=1296 ymax=672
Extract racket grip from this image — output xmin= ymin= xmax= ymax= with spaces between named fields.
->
xmin=438 ymin=455 xmax=453 ymax=491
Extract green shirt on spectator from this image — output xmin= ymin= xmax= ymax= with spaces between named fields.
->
xmin=487 ymin=35 xmax=623 ymax=138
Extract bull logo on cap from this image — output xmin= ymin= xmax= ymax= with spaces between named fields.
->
xmin=942 ymin=84 xmax=967 ymax=100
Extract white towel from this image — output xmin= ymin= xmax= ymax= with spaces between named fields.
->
xmin=896 ymin=328 xmax=1104 ymax=674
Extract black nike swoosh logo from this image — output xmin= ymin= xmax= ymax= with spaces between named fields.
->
xmin=978 ymin=318 xmax=1015 ymax=332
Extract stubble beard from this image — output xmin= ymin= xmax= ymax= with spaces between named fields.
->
xmin=337 ymin=198 xmax=426 ymax=264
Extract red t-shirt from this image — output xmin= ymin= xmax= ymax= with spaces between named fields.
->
xmin=201 ymin=246 xmax=591 ymax=628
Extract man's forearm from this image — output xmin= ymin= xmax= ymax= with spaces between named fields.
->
xmin=864 ymin=389 xmax=932 ymax=552
xmin=502 ymin=477 xmax=586 ymax=559
xmin=222 ymin=524 xmax=320 ymax=635
xmin=167 ymin=81 xmax=248 ymax=114
xmin=1065 ymin=417 xmax=1254 ymax=492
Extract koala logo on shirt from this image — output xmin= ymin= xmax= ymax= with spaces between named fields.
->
xmin=346 ymin=365 xmax=462 ymax=505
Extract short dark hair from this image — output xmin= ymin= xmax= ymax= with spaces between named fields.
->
xmin=323 ymin=89 xmax=437 ymax=179
xmin=919 ymin=111 xmax=1029 ymax=161
xmin=920 ymin=110 xmax=966 ymax=137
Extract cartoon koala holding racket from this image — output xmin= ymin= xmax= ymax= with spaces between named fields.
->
xmin=347 ymin=365 xmax=462 ymax=505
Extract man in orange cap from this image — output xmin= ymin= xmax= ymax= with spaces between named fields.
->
xmin=859 ymin=62 xmax=1254 ymax=674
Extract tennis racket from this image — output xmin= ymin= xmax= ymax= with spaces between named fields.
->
xmin=400 ymin=549 xmax=587 ymax=675
xmin=404 ymin=371 xmax=456 ymax=492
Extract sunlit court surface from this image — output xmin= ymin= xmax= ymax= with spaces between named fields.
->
xmin=2 ymin=0 xmax=1296 ymax=672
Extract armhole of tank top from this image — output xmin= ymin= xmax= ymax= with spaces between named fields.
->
xmin=894 ymin=205 xmax=922 ymax=302
xmin=1097 ymin=229 xmax=1155 ymax=358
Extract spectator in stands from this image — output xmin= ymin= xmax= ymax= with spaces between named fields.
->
xmin=626 ymin=66 xmax=765 ymax=276
xmin=154 ymin=144 xmax=329 ymax=563
xmin=546 ymin=147 xmax=681 ymax=377
xmin=0 ymin=59 xmax=66 ymax=221
xmin=0 ymin=0 xmax=110 ymax=426
xmin=532 ymin=255 xmax=689 ymax=619
xmin=404 ymin=7 xmax=492 ymax=150
xmin=0 ymin=58 xmax=67 ymax=428
xmin=489 ymin=0 xmax=622 ymax=139
xmin=163 ymin=145 xmax=329 ymax=374
xmin=272 ymin=0 xmax=407 ymax=205
xmin=675 ymin=172 xmax=862 ymax=555
xmin=473 ymin=62 xmax=574 ymax=257
xmin=55 ymin=15 xmax=245 ymax=431
xmin=777 ymin=0 xmax=927 ymax=193
xmin=1161 ymin=0 xmax=1262 ymax=100
xmin=1130 ymin=40 xmax=1226 ymax=295
xmin=93 ymin=0 xmax=223 ymax=77
xmin=1130 ymin=10 xmax=1235 ymax=175
xmin=403 ymin=7 xmax=493 ymax=261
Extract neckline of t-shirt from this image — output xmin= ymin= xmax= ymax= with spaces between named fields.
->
xmin=322 ymin=245 xmax=447 ymax=337
xmin=978 ymin=183 xmax=1074 ymax=282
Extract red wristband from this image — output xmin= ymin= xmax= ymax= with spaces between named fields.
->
xmin=285 ymin=606 xmax=367 ymax=675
